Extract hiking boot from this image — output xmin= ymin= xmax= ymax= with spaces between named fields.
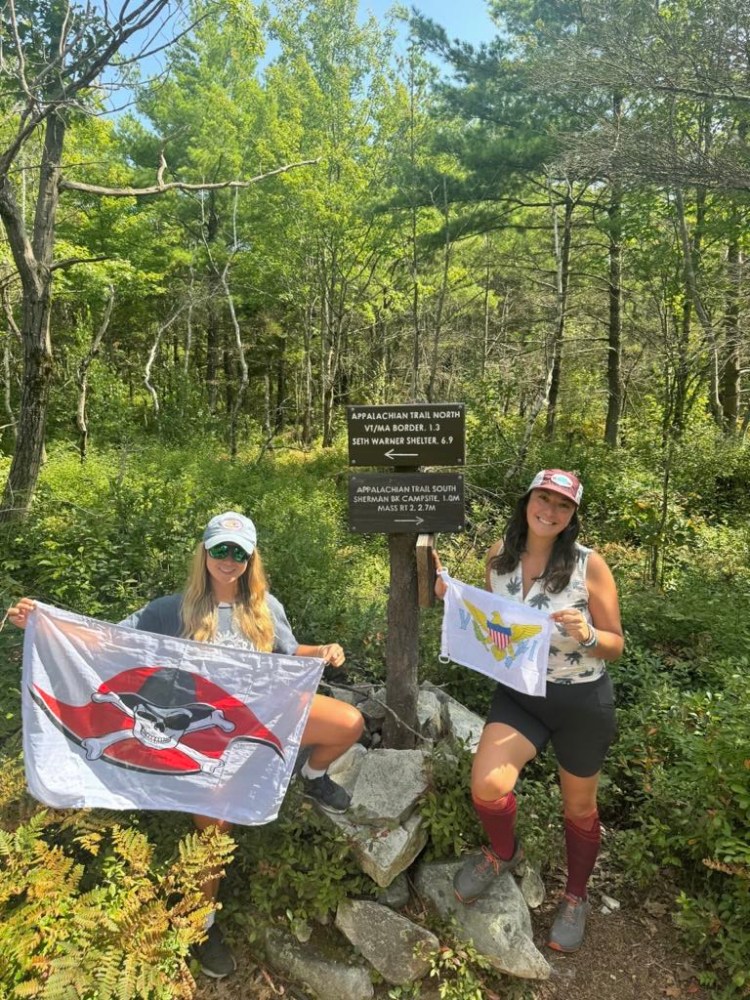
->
xmin=547 ymin=893 xmax=590 ymax=952
xmin=302 ymin=773 xmax=351 ymax=812
xmin=193 ymin=924 xmax=237 ymax=979
xmin=453 ymin=842 xmax=525 ymax=904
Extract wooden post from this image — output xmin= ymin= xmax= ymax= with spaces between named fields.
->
xmin=382 ymin=531 xmax=420 ymax=749
xmin=346 ymin=404 xmax=466 ymax=750
xmin=416 ymin=533 xmax=436 ymax=608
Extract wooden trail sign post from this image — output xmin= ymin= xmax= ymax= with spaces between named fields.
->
xmin=348 ymin=473 xmax=464 ymax=534
xmin=346 ymin=404 xmax=465 ymax=749
xmin=347 ymin=404 xmax=465 ymax=468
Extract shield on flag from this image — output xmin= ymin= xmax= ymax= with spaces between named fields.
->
xmin=487 ymin=620 xmax=512 ymax=650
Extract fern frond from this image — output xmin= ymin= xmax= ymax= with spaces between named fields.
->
xmin=112 ymin=825 xmax=154 ymax=874
xmin=702 ymin=857 xmax=750 ymax=878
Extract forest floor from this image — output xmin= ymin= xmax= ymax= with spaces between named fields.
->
xmin=195 ymin=874 xmax=709 ymax=1000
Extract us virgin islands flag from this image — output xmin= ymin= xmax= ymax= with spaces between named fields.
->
xmin=440 ymin=573 xmax=552 ymax=697
xmin=22 ymin=603 xmax=324 ymax=825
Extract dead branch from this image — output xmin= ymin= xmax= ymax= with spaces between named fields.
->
xmin=59 ymin=159 xmax=320 ymax=198
xmin=144 ymin=303 xmax=189 ymax=415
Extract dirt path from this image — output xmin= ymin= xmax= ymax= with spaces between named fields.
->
xmin=531 ymin=894 xmax=707 ymax=1000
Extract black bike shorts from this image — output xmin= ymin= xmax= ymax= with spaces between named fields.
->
xmin=486 ymin=672 xmax=617 ymax=778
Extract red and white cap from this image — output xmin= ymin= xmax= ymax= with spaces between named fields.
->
xmin=526 ymin=469 xmax=583 ymax=506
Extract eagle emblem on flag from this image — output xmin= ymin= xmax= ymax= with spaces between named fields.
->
xmin=461 ymin=597 xmax=543 ymax=661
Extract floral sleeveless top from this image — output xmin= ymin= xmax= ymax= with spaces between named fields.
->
xmin=489 ymin=543 xmax=606 ymax=685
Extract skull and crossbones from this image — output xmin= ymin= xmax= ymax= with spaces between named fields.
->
xmin=81 ymin=669 xmax=235 ymax=774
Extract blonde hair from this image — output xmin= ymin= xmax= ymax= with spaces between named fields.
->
xmin=180 ymin=543 xmax=275 ymax=651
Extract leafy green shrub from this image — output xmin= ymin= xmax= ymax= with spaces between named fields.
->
xmin=421 ymin=741 xmax=481 ymax=860
xmin=608 ymin=668 xmax=750 ymax=995
xmin=228 ymin=784 xmax=375 ymax=936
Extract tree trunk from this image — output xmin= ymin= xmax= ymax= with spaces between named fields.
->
xmin=76 ymin=286 xmax=115 ymax=461
xmin=719 ymin=237 xmax=740 ymax=434
xmin=301 ymin=306 xmax=314 ymax=447
xmin=671 ymin=299 xmax=691 ymax=436
xmin=426 ymin=181 xmax=453 ymax=403
xmin=0 ymin=114 xmax=65 ymax=522
xmin=382 ymin=531 xmax=419 ymax=749
xmin=206 ymin=293 xmax=220 ymax=413
xmin=604 ymin=176 xmax=623 ymax=447
xmin=674 ymin=185 xmax=722 ymax=426
xmin=274 ymin=343 xmax=286 ymax=433
xmin=1 ymin=297 xmax=54 ymax=519
xmin=545 ymin=190 xmax=574 ymax=438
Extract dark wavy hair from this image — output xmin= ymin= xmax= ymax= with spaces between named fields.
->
xmin=489 ymin=492 xmax=580 ymax=594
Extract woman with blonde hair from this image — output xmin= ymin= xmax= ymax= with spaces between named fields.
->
xmin=8 ymin=510 xmax=364 ymax=979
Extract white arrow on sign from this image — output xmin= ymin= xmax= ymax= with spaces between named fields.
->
xmin=385 ymin=449 xmax=419 ymax=460
xmin=394 ymin=516 xmax=425 ymax=525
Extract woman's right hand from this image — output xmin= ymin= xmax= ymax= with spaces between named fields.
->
xmin=7 ymin=598 xmax=35 ymax=629
xmin=433 ymin=551 xmax=448 ymax=599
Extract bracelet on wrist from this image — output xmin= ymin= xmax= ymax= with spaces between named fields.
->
xmin=579 ymin=626 xmax=598 ymax=649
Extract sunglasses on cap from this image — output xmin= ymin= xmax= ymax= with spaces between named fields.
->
xmin=207 ymin=543 xmax=250 ymax=563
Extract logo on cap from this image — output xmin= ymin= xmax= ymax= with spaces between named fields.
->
xmin=219 ymin=517 xmax=244 ymax=530
xmin=550 ymin=473 xmax=574 ymax=488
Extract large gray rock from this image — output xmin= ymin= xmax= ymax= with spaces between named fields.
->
xmin=414 ymin=860 xmax=550 ymax=980
xmin=327 ymin=808 xmax=428 ymax=888
xmin=520 ymin=864 xmax=546 ymax=909
xmin=359 ymin=687 xmax=387 ymax=723
xmin=421 ymin=681 xmax=486 ymax=751
xmin=375 ymin=872 xmax=411 ymax=910
xmin=349 ymin=749 xmax=429 ymax=826
xmin=335 ymin=899 xmax=438 ymax=985
xmin=417 ymin=688 xmax=444 ymax=739
xmin=264 ymin=927 xmax=374 ymax=1000
xmin=328 ymin=742 xmax=367 ymax=785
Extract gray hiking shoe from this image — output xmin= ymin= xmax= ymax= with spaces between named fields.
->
xmin=453 ymin=842 xmax=525 ymax=904
xmin=547 ymin=893 xmax=590 ymax=952
xmin=193 ymin=924 xmax=237 ymax=979
xmin=302 ymin=773 xmax=351 ymax=812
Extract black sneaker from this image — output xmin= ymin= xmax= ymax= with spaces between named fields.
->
xmin=193 ymin=924 xmax=237 ymax=979
xmin=302 ymin=773 xmax=351 ymax=812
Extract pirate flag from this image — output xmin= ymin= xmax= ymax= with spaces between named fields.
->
xmin=22 ymin=603 xmax=324 ymax=825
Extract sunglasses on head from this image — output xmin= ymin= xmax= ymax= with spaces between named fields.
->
xmin=207 ymin=543 xmax=250 ymax=563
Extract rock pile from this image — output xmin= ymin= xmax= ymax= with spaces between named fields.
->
xmin=261 ymin=681 xmax=551 ymax=997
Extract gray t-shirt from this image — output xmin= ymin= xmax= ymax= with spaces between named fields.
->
xmin=119 ymin=592 xmax=299 ymax=654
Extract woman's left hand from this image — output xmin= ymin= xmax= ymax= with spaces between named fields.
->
xmin=550 ymin=607 xmax=594 ymax=646
xmin=319 ymin=643 xmax=346 ymax=668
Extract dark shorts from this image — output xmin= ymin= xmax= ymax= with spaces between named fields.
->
xmin=486 ymin=672 xmax=617 ymax=778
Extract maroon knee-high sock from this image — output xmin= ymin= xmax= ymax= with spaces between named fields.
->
xmin=472 ymin=792 xmax=517 ymax=860
xmin=564 ymin=812 xmax=601 ymax=899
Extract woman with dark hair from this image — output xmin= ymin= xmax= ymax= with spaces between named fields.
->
xmin=435 ymin=470 xmax=623 ymax=953
xmin=8 ymin=511 xmax=364 ymax=979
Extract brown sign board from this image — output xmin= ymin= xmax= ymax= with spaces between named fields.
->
xmin=347 ymin=404 xmax=465 ymax=467
xmin=349 ymin=474 xmax=464 ymax=534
